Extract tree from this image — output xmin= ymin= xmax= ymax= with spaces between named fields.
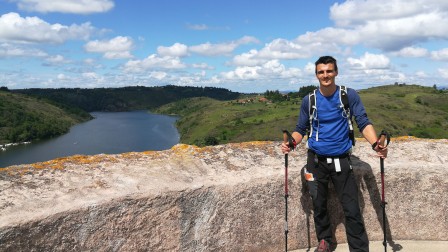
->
xmin=298 ymin=85 xmax=318 ymax=98
xmin=264 ymin=90 xmax=285 ymax=102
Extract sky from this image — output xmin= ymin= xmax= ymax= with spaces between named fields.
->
xmin=1 ymin=0 xmax=448 ymax=93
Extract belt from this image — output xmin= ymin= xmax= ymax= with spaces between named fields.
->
xmin=307 ymin=149 xmax=351 ymax=160
xmin=308 ymin=149 xmax=351 ymax=172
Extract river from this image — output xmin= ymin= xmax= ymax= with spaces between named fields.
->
xmin=0 ymin=111 xmax=180 ymax=167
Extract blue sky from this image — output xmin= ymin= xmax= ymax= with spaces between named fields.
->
xmin=1 ymin=0 xmax=448 ymax=93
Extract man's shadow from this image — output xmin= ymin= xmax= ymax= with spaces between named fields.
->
xmin=299 ymin=155 xmax=402 ymax=251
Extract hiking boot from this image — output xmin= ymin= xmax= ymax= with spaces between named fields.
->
xmin=315 ymin=239 xmax=331 ymax=252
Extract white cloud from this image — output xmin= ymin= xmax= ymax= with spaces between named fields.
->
xmin=0 ymin=43 xmax=47 ymax=57
xmin=84 ymin=58 xmax=96 ymax=65
xmin=157 ymin=43 xmax=188 ymax=57
xmin=304 ymin=62 xmax=316 ymax=75
xmin=232 ymin=49 xmax=266 ymax=66
xmin=189 ymin=42 xmax=235 ymax=56
xmin=438 ymin=68 xmax=448 ymax=79
xmin=57 ymin=73 xmax=67 ymax=80
xmin=393 ymin=47 xmax=429 ymax=57
xmin=192 ymin=63 xmax=214 ymax=70
xmin=221 ymin=60 xmax=301 ymax=81
xmin=0 ymin=12 xmax=94 ymax=44
xmin=431 ymin=48 xmax=448 ymax=61
xmin=13 ymin=0 xmax=114 ymax=14
xmin=82 ymin=72 xmax=105 ymax=83
xmin=186 ymin=23 xmax=230 ymax=31
xmin=84 ymin=36 xmax=134 ymax=59
xmin=231 ymin=38 xmax=323 ymax=67
xmin=415 ymin=71 xmax=427 ymax=78
xmin=189 ymin=36 xmax=259 ymax=56
xmin=236 ymin=36 xmax=259 ymax=45
xmin=149 ymin=71 xmax=167 ymax=80
xmin=330 ymin=0 xmax=426 ymax=27
xmin=347 ymin=53 xmax=391 ymax=70
xmin=306 ymin=0 xmax=448 ymax=51
xmin=296 ymin=27 xmax=360 ymax=48
xmin=221 ymin=65 xmax=260 ymax=80
xmin=43 ymin=54 xmax=71 ymax=66
xmin=123 ymin=54 xmax=186 ymax=73
xmin=258 ymin=39 xmax=309 ymax=60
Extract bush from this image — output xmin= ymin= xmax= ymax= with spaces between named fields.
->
xmin=204 ymin=136 xmax=219 ymax=146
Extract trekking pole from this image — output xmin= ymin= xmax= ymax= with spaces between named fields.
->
xmin=282 ymin=130 xmax=296 ymax=252
xmin=377 ymin=130 xmax=390 ymax=252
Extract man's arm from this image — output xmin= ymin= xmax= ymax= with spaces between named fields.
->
xmin=348 ymin=88 xmax=388 ymax=158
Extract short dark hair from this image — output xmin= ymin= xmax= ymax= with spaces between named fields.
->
xmin=315 ymin=56 xmax=338 ymax=74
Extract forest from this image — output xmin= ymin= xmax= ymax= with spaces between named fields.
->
xmin=14 ymin=85 xmax=241 ymax=112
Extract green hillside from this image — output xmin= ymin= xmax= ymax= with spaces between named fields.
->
xmin=359 ymin=85 xmax=448 ymax=138
xmin=155 ymin=96 xmax=299 ymax=146
xmin=155 ymin=84 xmax=448 ymax=146
xmin=14 ymin=85 xmax=241 ymax=112
xmin=0 ymin=90 xmax=91 ymax=145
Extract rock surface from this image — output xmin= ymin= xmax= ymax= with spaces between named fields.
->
xmin=0 ymin=138 xmax=447 ymax=251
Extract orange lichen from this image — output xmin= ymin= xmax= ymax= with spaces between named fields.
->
xmin=0 ymin=154 xmax=119 ymax=175
xmin=55 ymin=155 xmax=118 ymax=166
xmin=233 ymin=141 xmax=273 ymax=147
xmin=171 ymin=144 xmax=201 ymax=155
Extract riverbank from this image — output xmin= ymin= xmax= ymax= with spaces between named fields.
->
xmin=0 ymin=141 xmax=31 ymax=151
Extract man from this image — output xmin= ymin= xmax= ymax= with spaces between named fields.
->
xmin=281 ymin=56 xmax=387 ymax=252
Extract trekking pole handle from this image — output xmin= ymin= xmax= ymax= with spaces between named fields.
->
xmin=378 ymin=130 xmax=390 ymax=147
xmin=282 ymin=130 xmax=296 ymax=151
xmin=372 ymin=130 xmax=390 ymax=150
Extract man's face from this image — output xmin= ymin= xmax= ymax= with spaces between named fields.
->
xmin=316 ymin=63 xmax=338 ymax=87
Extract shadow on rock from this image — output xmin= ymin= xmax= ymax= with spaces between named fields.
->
xmin=352 ymin=155 xmax=402 ymax=251
xmin=299 ymin=155 xmax=403 ymax=251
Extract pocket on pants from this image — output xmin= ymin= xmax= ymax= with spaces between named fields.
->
xmin=304 ymin=168 xmax=318 ymax=199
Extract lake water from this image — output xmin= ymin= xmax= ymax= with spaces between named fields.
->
xmin=0 ymin=111 xmax=180 ymax=167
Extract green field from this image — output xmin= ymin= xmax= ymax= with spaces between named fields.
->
xmin=155 ymin=84 xmax=448 ymax=146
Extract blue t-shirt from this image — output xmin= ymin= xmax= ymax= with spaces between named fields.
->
xmin=295 ymin=86 xmax=371 ymax=156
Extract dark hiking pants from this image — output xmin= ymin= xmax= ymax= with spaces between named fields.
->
xmin=305 ymin=150 xmax=369 ymax=252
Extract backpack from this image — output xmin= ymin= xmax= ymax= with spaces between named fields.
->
xmin=308 ymin=85 xmax=355 ymax=146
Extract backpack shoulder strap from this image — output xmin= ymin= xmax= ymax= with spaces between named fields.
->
xmin=339 ymin=85 xmax=356 ymax=146
xmin=308 ymin=89 xmax=317 ymax=117
xmin=308 ymin=89 xmax=317 ymax=139
xmin=339 ymin=85 xmax=349 ymax=110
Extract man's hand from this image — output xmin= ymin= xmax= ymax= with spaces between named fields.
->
xmin=282 ymin=130 xmax=297 ymax=154
xmin=281 ymin=141 xmax=292 ymax=154
xmin=373 ymin=144 xmax=388 ymax=158
xmin=372 ymin=130 xmax=390 ymax=158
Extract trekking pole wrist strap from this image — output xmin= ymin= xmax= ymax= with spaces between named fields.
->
xmin=291 ymin=138 xmax=297 ymax=150
xmin=282 ymin=130 xmax=297 ymax=151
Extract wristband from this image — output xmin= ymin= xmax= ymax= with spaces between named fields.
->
xmin=291 ymin=138 xmax=297 ymax=149
xmin=371 ymin=141 xmax=378 ymax=150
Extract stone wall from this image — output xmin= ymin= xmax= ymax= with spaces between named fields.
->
xmin=0 ymin=139 xmax=447 ymax=251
